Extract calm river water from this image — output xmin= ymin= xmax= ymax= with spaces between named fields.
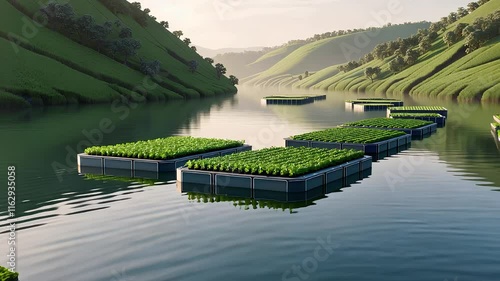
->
xmin=1 ymin=87 xmax=500 ymax=281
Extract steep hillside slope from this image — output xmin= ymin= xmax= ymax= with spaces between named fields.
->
xmin=244 ymin=22 xmax=430 ymax=87
xmin=213 ymin=42 xmax=306 ymax=79
xmin=298 ymin=0 xmax=500 ymax=102
xmin=0 ymin=0 xmax=236 ymax=108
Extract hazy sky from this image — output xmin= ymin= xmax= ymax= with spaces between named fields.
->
xmin=137 ymin=0 xmax=471 ymax=49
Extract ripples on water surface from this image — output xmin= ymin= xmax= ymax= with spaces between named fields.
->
xmin=1 ymin=87 xmax=500 ymax=281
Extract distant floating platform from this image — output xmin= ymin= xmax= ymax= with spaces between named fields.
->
xmin=345 ymin=99 xmax=403 ymax=110
xmin=491 ymin=122 xmax=499 ymax=142
xmin=390 ymin=113 xmax=446 ymax=127
xmin=342 ymin=123 xmax=437 ymax=137
xmin=387 ymin=106 xmax=448 ymax=117
xmin=262 ymin=95 xmax=326 ymax=105
xmin=353 ymin=103 xmax=396 ymax=112
xmin=285 ymin=134 xmax=411 ymax=159
xmin=177 ymin=156 xmax=372 ymax=193
xmin=77 ymin=145 xmax=252 ymax=173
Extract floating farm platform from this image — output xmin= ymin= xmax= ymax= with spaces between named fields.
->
xmin=262 ymin=95 xmax=326 ymax=105
xmin=390 ymin=113 xmax=446 ymax=127
xmin=341 ymin=118 xmax=437 ymax=137
xmin=387 ymin=106 xmax=448 ymax=117
xmin=353 ymin=103 xmax=396 ymax=112
xmin=285 ymin=127 xmax=411 ymax=155
xmin=78 ymin=136 xmax=252 ymax=173
xmin=345 ymin=99 xmax=403 ymax=110
xmin=491 ymin=122 xmax=500 ymax=142
xmin=177 ymin=147 xmax=372 ymax=193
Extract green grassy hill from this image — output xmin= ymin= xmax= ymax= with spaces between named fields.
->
xmin=0 ymin=0 xmax=236 ymax=108
xmin=243 ymin=22 xmax=430 ymax=87
xmin=213 ymin=42 xmax=306 ymax=80
xmin=293 ymin=0 xmax=500 ymax=102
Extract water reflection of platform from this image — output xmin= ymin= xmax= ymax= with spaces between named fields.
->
xmin=78 ymin=165 xmax=176 ymax=184
xmin=177 ymin=169 xmax=371 ymax=213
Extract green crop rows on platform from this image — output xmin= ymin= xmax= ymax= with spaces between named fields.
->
xmin=390 ymin=113 xmax=442 ymax=117
xmin=84 ymin=136 xmax=244 ymax=160
xmin=347 ymin=99 xmax=401 ymax=103
xmin=356 ymin=103 xmax=394 ymax=106
xmin=389 ymin=106 xmax=446 ymax=111
xmin=343 ymin=118 xmax=433 ymax=129
xmin=186 ymin=147 xmax=364 ymax=177
xmin=291 ymin=127 xmax=405 ymax=144
xmin=264 ymin=96 xmax=310 ymax=100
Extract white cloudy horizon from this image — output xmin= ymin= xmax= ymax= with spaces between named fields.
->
xmin=136 ymin=0 xmax=472 ymax=49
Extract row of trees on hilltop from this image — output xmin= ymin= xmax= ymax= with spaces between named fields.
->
xmin=332 ymin=0 xmax=497 ymax=82
xmin=40 ymin=3 xmax=142 ymax=65
xmin=37 ymin=2 xmax=239 ymax=83
xmin=285 ymin=22 xmax=430 ymax=46
xmin=98 ymin=0 xmax=153 ymax=27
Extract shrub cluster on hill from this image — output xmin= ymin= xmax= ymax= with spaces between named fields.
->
xmin=97 ymin=0 xmax=152 ymax=27
xmin=336 ymin=0 xmax=498 ymax=78
xmin=40 ymin=2 xmax=143 ymax=65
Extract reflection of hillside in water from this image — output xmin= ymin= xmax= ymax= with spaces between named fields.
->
xmin=0 ymin=95 xmax=236 ymax=225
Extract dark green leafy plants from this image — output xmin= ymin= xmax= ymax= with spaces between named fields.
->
xmin=291 ymin=127 xmax=405 ymax=144
xmin=389 ymin=106 xmax=447 ymax=111
xmin=346 ymin=99 xmax=401 ymax=104
xmin=390 ymin=113 xmax=442 ymax=117
xmin=342 ymin=118 xmax=433 ymax=129
xmin=84 ymin=136 xmax=244 ymax=160
xmin=0 ymin=266 xmax=18 ymax=281
xmin=186 ymin=147 xmax=364 ymax=177
xmin=355 ymin=103 xmax=393 ymax=107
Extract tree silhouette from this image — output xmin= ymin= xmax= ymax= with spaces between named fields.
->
xmin=173 ymin=30 xmax=183 ymax=38
xmin=229 ymin=75 xmax=239 ymax=85
xmin=215 ymin=63 xmax=226 ymax=79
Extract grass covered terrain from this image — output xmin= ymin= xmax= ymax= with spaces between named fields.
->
xmin=243 ymin=23 xmax=430 ymax=87
xmin=186 ymin=147 xmax=364 ymax=177
xmin=275 ymin=1 xmax=500 ymax=102
xmin=84 ymin=136 xmax=244 ymax=160
xmin=343 ymin=118 xmax=433 ymax=129
xmin=0 ymin=0 xmax=236 ymax=108
xmin=291 ymin=127 xmax=406 ymax=144
xmin=0 ymin=266 xmax=18 ymax=281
